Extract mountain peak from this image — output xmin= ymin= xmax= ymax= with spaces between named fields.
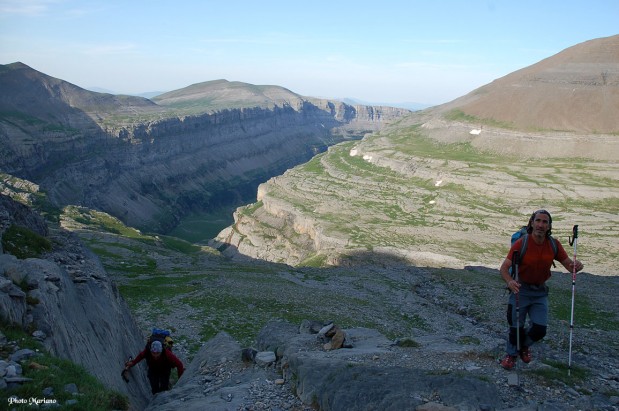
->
xmin=440 ymin=35 xmax=619 ymax=133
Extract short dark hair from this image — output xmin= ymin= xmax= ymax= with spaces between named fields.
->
xmin=527 ymin=209 xmax=552 ymax=237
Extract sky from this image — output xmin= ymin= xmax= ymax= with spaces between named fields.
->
xmin=1 ymin=1 xmax=617 ymax=106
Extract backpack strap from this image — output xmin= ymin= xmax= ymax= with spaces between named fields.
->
xmin=549 ymin=236 xmax=558 ymax=267
xmin=519 ymin=233 xmax=529 ymax=260
xmin=548 ymin=236 xmax=558 ymax=257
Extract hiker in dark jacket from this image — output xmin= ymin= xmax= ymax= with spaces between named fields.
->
xmin=125 ymin=340 xmax=185 ymax=394
xmin=498 ymin=209 xmax=583 ymax=370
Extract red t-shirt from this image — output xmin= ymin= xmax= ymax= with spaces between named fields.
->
xmin=507 ymin=236 xmax=568 ymax=285
xmin=131 ymin=348 xmax=184 ymax=377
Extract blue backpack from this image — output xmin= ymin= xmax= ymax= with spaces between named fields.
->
xmin=146 ymin=328 xmax=174 ymax=351
xmin=509 ymin=226 xmax=558 ymax=278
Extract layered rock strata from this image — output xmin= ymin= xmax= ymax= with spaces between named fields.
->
xmin=0 ymin=63 xmax=410 ymax=233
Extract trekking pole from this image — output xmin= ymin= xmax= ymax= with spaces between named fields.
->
xmin=567 ymin=225 xmax=579 ymax=376
xmin=513 ymin=250 xmax=521 ymax=364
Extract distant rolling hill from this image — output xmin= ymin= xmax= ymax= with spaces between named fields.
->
xmin=153 ymin=79 xmax=307 ymax=112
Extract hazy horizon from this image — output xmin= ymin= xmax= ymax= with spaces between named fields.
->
xmin=1 ymin=0 xmax=617 ymax=106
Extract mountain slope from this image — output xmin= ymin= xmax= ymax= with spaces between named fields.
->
xmin=0 ymin=62 xmax=162 ymax=123
xmin=436 ymin=35 xmax=619 ymax=133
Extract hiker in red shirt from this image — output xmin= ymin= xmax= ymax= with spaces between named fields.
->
xmin=125 ymin=340 xmax=185 ymax=394
xmin=498 ymin=210 xmax=584 ymax=370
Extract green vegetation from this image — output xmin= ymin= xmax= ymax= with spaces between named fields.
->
xmin=0 ymin=322 xmax=129 ymax=411
xmin=298 ymin=253 xmax=329 ymax=268
xmin=116 ymin=264 xmax=398 ymax=347
xmin=168 ymin=209 xmax=236 ymax=243
xmin=549 ymin=288 xmax=619 ymax=331
xmin=0 ymin=111 xmax=81 ymax=135
xmin=532 ymin=358 xmax=589 ymax=386
xmin=119 ymin=274 xmax=202 ymax=305
xmin=158 ymin=235 xmax=202 ymax=254
xmin=443 ymin=109 xmax=515 ymax=129
xmin=1 ymin=225 xmax=51 ymax=259
xmin=0 ymin=111 xmax=46 ymax=127
xmin=386 ymin=124 xmax=516 ymax=164
xmin=64 ymin=206 xmax=152 ymax=241
xmin=91 ymin=248 xmax=157 ymax=275
xmin=396 ymin=338 xmax=420 ymax=348
xmin=239 ymin=201 xmax=264 ymax=217
xmin=299 ymin=153 xmax=327 ymax=174
xmin=456 ymin=335 xmax=481 ymax=345
xmin=0 ymin=174 xmax=61 ymax=223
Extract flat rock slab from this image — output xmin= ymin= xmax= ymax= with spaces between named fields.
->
xmin=146 ymin=322 xmax=502 ymax=410
xmin=257 ymin=321 xmax=502 ymax=410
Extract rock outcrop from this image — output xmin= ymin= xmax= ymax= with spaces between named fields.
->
xmin=142 ymin=322 xmax=502 ymax=411
xmin=0 ymin=194 xmax=152 ymax=409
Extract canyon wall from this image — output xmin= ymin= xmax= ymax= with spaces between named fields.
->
xmin=0 ymin=63 xmax=410 ymax=233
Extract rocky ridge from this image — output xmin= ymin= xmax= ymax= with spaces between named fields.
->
xmin=156 ymin=316 xmax=618 ymax=411
xmin=211 ymin=121 xmax=618 ymax=275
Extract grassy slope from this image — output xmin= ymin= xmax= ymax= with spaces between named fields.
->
xmin=0 ymin=322 xmax=129 ymax=410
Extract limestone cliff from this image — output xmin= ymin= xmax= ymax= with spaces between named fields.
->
xmin=0 ymin=64 xmax=410 ymax=233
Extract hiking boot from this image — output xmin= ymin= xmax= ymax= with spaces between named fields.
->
xmin=519 ymin=347 xmax=532 ymax=363
xmin=500 ymin=354 xmax=517 ymax=370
